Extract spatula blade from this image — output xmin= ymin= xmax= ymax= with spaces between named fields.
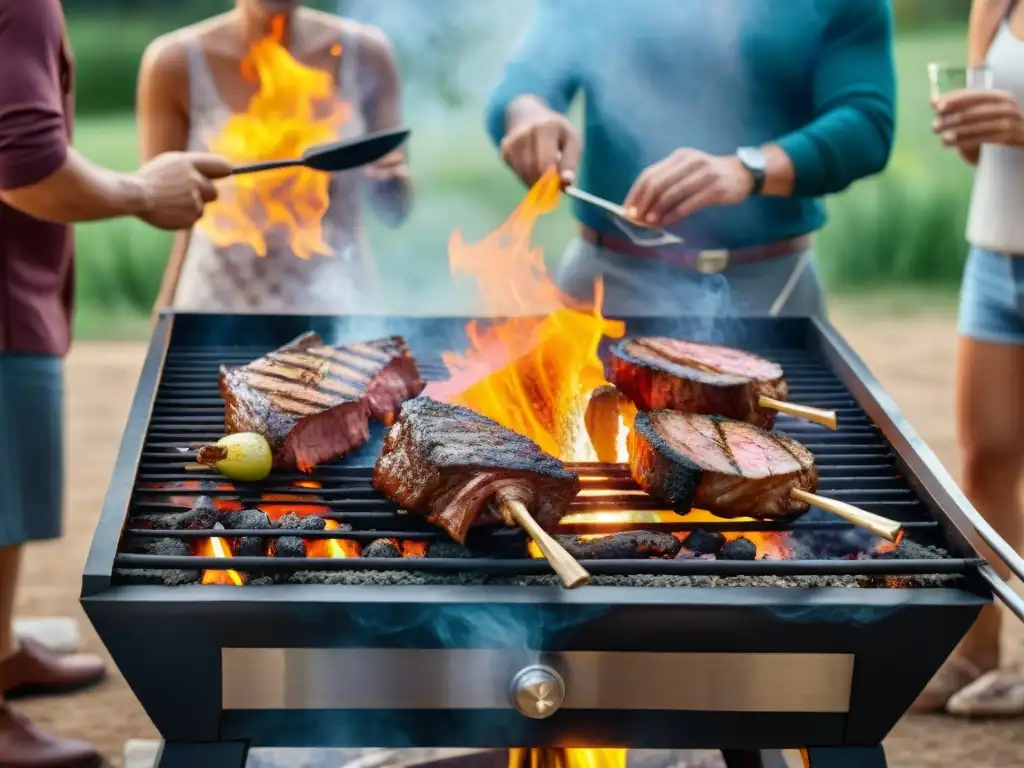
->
xmin=302 ymin=128 xmax=411 ymax=173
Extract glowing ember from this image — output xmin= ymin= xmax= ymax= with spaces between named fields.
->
xmin=197 ymin=14 xmax=351 ymax=258
xmin=141 ymin=480 xmax=242 ymax=511
xmin=199 ymin=535 xmax=244 ymax=586
xmin=259 ymin=479 xmax=331 ymax=522
xmin=427 ymin=169 xmax=625 ymax=460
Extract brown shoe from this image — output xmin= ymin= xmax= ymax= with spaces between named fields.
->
xmin=0 ymin=642 xmax=105 ymax=700
xmin=0 ymin=703 xmax=101 ymax=767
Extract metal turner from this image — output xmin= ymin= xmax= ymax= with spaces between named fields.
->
xmin=563 ymin=186 xmax=683 ymax=247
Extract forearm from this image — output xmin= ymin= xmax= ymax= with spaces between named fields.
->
xmin=775 ymin=103 xmax=894 ymax=197
xmin=0 ymin=147 xmax=149 ymax=224
xmin=368 ymin=178 xmax=411 ymax=228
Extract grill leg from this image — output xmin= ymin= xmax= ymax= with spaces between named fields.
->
xmin=802 ymin=746 xmax=887 ymax=767
xmin=155 ymin=741 xmax=250 ymax=768
xmin=720 ymin=750 xmax=789 ymax=768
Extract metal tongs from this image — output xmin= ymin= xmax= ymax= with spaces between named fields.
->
xmin=563 ymin=186 xmax=683 ymax=247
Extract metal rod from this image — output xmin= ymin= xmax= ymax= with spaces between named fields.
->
xmin=124 ymin=520 xmax=941 ymax=538
xmin=977 ymin=564 xmax=1024 ymax=624
xmin=113 ymin=553 xmax=983 ymax=576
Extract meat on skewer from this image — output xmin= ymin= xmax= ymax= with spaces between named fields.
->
xmin=373 ymin=397 xmax=590 ymax=588
xmin=628 ymin=410 xmax=903 ymax=542
xmin=608 ymin=337 xmax=836 ymax=430
xmin=220 ymin=332 xmax=425 ymax=471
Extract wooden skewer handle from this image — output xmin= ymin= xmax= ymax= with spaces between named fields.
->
xmin=791 ymin=488 xmax=903 ymax=543
xmin=759 ymin=396 xmax=837 ymax=430
xmin=498 ymin=496 xmax=591 ymax=589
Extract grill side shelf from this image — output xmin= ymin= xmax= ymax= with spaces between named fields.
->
xmin=81 ymin=313 xmax=174 ymax=597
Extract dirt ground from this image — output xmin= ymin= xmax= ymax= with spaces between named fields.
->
xmin=11 ymin=301 xmax=1024 ymax=767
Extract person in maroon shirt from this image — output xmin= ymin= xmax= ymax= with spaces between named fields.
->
xmin=0 ymin=1 xmax=233 ymax=764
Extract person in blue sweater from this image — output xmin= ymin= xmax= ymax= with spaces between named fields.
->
xmin=485 ymin=0 xmax=896 ymax=317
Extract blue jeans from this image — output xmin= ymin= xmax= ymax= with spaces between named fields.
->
xmin=0 ymin=354 xmax=64 ymax=546
xmin=555 ymin=237 xmax=827 ymax=318
xmin=958 ymin=246 xmax=1024 ymax=345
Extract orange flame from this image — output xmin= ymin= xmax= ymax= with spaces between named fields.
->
xmin=197 ymin=15 xmax=351 ymax=258
xmin=509 ymin=748 xmax=627 ymax=768
xmin=428 ymin=169 xmax=625 ymax=460
xmin=306 ymin=519 xmax=360 ymax=559
xmin=199 ymin=535 xmax=245 ymax=586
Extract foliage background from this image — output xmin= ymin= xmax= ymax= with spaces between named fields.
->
xmin=63 ymin=0 xmax=975 ymax=336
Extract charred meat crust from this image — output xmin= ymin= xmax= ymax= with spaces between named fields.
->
xmin=629 ymin=410 xmax=818 ymax=520
xmin=220 ymin=332 xmax=425 ymax=470
xmin=629 ymin=411 xmax=703 ymax=512
xmin=608 ymin=337 xmax=787 ymax=429
xmin=555 ymin=531 xmax=682 ymax=560
xmin=373 ymin=397 xmax=580 ymax=544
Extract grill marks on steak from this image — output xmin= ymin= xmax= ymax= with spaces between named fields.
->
xmin=629 ymin=410 xmax=817 ymax=519
xmin=372 ymin=397 xmax=580 ymax=544
xmin=221 ymin=332 xmax=424 ymax=470
xmin=609 ymin=337 xmax=788 ymax=429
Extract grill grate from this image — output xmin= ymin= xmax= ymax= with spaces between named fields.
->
xmin=112 ymin=330 xmax=970 ymax=581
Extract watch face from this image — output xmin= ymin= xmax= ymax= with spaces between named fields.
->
xmin=738 ymin=146 xmax=767 ymax=172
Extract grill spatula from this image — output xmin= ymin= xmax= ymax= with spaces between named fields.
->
xmin=563 ymin=186 xmax=683 ymax=247
xmin=230 ymin=127 xmax=410 ymax=176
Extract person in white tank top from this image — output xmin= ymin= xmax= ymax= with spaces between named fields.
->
xmin=914 ymin=0 xmax=1024 ymax=717
xmin=136 ymin=0 xmax=410 ymax=315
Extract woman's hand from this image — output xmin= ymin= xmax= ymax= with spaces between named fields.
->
xmin=933 ymin=89 xmax=1024 ymax=149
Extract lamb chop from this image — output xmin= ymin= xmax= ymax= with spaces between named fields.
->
xmin=221 ymin=332 xmax=424 ymax=471
xmin=608 ymin=337 xmax=836 ymax=430
xmin=629 ymin=410 xmax=902 ymax=541
xmin=373 ymin=397 xmax=589 ymax=588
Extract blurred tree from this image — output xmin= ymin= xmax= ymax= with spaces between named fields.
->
xmin=892 ymin=0 xmax=972 ymax=29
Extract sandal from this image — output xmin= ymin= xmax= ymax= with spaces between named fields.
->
xmin=909 ymin=655 xmax=984 ymax=713
xmin=947 ymin=668 xmax=1024 ymax=716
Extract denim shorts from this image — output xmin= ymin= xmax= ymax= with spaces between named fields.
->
xmin=958 ymin=246 xmax=1024 ymax=345
xmin=0 ymin=354 xmax=64 ymax=547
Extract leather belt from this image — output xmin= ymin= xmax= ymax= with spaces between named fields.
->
xmin=581 ymin=227 xmax=813 ymax=274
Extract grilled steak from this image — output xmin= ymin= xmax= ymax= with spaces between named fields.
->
xmin=609 ymin=337 xmax=787 ymax=429
xmin=629 ymin=410 xmax=817 ymax=519
xmin=372 ymin=397 xmax=580 ymax=544
xmin=221 ymin=332 xmax=424 ymax=471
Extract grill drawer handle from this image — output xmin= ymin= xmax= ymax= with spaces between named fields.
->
xmin=509 ymin=664 xmax=565 ymax=719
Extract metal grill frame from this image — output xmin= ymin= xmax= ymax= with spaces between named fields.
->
xmin=79 ymin=311 xmax=1019 ymax=752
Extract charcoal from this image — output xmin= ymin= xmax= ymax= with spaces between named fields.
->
xmin=114 ymin=568 xmax=200 ymax=586
xmin=363 ymin=539 xmax=401 ymax=558
xmin=120 ymin=536 xmax=192 ymax=556
xmin=719 ymin=538 xmax=757 ymax=561
xmin=220 ymin=509 xmax=272 ymax=530
xmin=277 ymin=513 xmax=331 ymax=531
xmin=132 ymin=495 xmax=219 ymax=531
xmin=682 ymin=528 xmax=726 ymax=555
xmin=234 ymin=537 xmax=266 ymax=558
xmin=675 ymin=548 xmax=698 ymax=560
xmin=273 ymin=536 xmax=306 ymax=558
xmin=427 ymin=540 xmax=473 ymax=559
xmin=555 ymin=531 xmax=682 ymax=560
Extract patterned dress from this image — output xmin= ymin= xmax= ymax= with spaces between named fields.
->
xmin=173 ymin=30 xmax=379 ymax=313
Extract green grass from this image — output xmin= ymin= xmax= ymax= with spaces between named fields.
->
xmin=72 ymin=26 xmax=974 ymax=337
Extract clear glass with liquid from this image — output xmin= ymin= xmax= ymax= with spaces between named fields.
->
xmin=928 ymin=63 xmax=994 ymax=99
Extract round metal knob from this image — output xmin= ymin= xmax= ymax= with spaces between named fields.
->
xmin=509 ymin=664 xmax=565 ymax=719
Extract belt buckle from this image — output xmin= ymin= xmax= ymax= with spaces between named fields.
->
xmin=696 ymin=249 xmax=729 ymax=274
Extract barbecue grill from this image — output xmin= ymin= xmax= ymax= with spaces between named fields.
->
xmin=81 ymin=312 xmax=1024 ymax=768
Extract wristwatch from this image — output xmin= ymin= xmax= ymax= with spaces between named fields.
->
xmin=736 ymin=146 xmax=767 ymax=195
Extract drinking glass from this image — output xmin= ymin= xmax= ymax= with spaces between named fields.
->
xmin=928 ymin=63 xmax=994 ymax=99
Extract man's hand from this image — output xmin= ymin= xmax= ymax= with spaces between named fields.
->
xmin=623 ymin=149 xmax=754 ymax=228
xmin=132 ymin=151 xmax=232 ymax=231
xmin=933 ymin=89 xmax=1024 ymax=149
xmin=365 ymin=150 xmax=409 ymax=183
xmin=500 ymin=98 xmax=581 ymax=187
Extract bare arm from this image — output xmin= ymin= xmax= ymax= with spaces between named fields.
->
xmin=955 ymin=0 xmax=1013 ymax=165
xmin=136 ymin=35 xmax=193 ymax=314
xmin=969 ymin=0 xmax=1011 ymax=66
xmin=360 ymin=25 xmax=411 ymax=226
